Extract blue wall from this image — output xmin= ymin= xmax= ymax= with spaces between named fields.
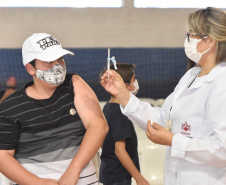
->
xmin=0 ymin=48 xmax=188 ymax=101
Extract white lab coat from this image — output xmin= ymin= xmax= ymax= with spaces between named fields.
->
xmin=121 ymin=62 xmax=226 ymax=185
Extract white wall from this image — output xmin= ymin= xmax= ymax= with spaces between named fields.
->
xmin=0 ymin=0 xmax=196 ymax=48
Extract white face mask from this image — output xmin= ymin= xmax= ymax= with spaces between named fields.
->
xmin=130 ymin=79 xmax=139 ymax=96
xmin=36 ymin=63 xmax=66 ymax=86
xmin=184 ymin=37 xmax=210 ymax=64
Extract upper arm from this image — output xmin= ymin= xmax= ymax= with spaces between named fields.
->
xmin=0 ymin=149 xmax=15 ymax=157
xmin=72 ymin=75 xmax=106 ymax=129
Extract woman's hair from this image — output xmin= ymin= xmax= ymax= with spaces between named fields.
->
xmin=99 ymin=63 xmax=136 ymax=83
xmin=187 ymin=58 xmax=196 ymax=71
xmin=187 ymin=7 xmax=226 ymax=63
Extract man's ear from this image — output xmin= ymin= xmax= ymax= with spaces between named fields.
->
xmin=25 ymin=63 xmax=36 ymax=76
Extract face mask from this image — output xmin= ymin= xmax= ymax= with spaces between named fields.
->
xmin=130 ymin=79 xmax=139 ymax=96
xmin=184 ymin=37 xmax=210 ymax=64
xmin=36 ymin=63 xmax=66 ymax=86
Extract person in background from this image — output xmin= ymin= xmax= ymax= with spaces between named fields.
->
xmin=0 ymin=33 xmax=108 ymax=185
xmin=99 ymin=63 xmax=149 ymax=185
xmin=0 ymin=76 xmax=17 ymax=102
xmin=100 ymin=7 xmax=226 ymax=185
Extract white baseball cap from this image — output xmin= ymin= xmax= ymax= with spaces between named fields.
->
xmin=22 ymin=33 xmax=74 ymax=66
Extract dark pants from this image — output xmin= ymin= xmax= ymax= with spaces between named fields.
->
xmin=104 ymin=180 xmax=131 ymax=185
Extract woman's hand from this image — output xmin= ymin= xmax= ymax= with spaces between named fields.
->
xmin=146 ymin=120 xmax=174 ymax=146
xmin=100 ymin=70 xmax=130 ymax=107
xmin=100 ymin=69 xmax=126 ymax=96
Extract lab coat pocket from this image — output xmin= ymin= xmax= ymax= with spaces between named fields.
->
xmin=177 ymin=171 xmax=208 ymax=185
xmin=179 ymin=117 xmax=203 ymax=139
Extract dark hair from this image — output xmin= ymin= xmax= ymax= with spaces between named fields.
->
xmin=187 ymin=58 xmax=196 ymax=71
xmin=99 ymin=63 xmax=136 ymax=83
xmin=29 ymin=59 xmax=36 ymax=67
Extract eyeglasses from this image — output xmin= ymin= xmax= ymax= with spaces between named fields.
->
xmin=57 ymin=57 xmax=64 ymax=61
xmin=57 ymin=57 xmax=65 ymax=64
xmin=186 ymin=32 xmax=208 ymax=42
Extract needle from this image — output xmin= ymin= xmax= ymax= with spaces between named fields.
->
xmin=107 ymin=48 xmax=110 ymax=79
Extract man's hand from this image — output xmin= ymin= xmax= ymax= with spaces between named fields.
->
xmin=57 ymin=168 xmax=79 ymax=185
xmin=38 ymin=178 xmax=59 ymax=185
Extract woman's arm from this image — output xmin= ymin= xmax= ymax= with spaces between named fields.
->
xmin=101 ymin=70 xmax=174 ymax=130
xmin=170 ymin=84 xmax=226 ymax=167
xmin=120 ymin=93 xmax=169 ymax=130
xmin=147 ymin=83 xmax=226 ymax=167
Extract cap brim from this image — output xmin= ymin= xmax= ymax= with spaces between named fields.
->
xmin=36 ymin=48 xmax=74 ymax=62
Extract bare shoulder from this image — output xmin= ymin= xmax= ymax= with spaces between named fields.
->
xmin=72 ymin=74 xmax=95 ymax=96
xmin=72 ymin=74 xmax=87 ymax=88
xmin=72 ymin=74 xmax=83 ymax=83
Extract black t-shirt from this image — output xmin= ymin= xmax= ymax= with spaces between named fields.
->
xmin=99 ymin=102 xmax=140 ymax=184
xmin=0 ymin=73 xmax=85 ymax=157
xmin=0 ymin=74 xmax=97 ymax=183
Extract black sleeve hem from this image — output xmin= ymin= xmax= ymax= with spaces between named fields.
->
xmin=0 ymin=144 xmax=16 ymax=150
